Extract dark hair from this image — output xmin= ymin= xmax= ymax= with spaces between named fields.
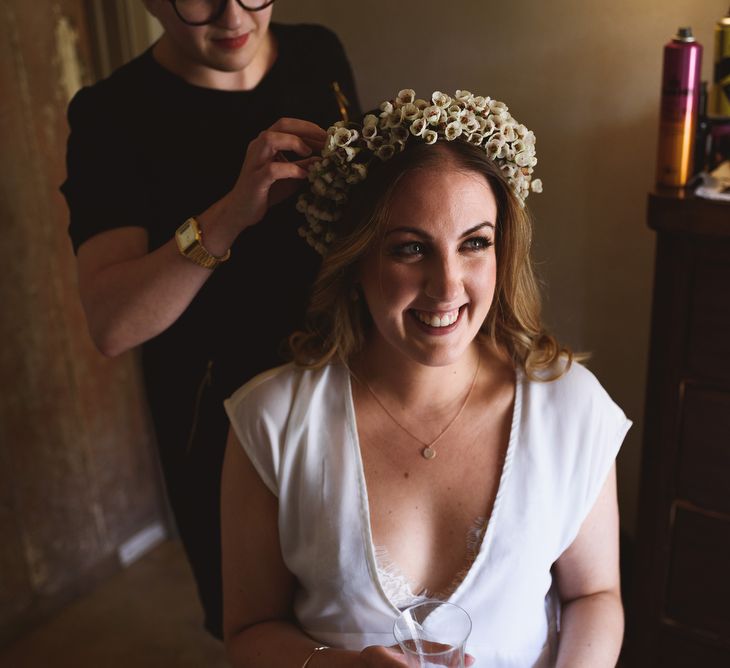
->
xmin=290 ymin=139 xmax=573 ymax=379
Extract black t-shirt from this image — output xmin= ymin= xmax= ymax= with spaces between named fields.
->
xmin=61 ymin=23 xmax=361 ymax=437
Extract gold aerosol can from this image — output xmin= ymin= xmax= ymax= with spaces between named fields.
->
xmin=655 ymin=27 xmax=703 ymax=187
xmin=710 ymin=7 xmax=730 ymax=115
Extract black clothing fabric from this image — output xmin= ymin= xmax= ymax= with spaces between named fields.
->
xmin=61 ymin=23 xmax=360 ymax=638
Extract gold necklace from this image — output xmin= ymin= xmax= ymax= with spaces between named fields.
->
xmin=363 ymin=355 xmax=481 ymax=460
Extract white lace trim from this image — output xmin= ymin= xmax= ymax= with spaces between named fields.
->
xmin=374 ymin=516 xmax=488 ymax=609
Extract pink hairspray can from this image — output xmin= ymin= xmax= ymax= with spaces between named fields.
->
xmin=655 ymin=27 xmax=703 ymax=187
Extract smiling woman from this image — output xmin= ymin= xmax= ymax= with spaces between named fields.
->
xmin=221 ymin=90 xmax=631 ymax=668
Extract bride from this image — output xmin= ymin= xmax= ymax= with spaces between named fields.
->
xmin=220 ymin=89 xmax=630 ymax=667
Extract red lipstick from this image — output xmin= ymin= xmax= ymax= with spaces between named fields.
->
xmin=212 ymin=33 xmax=250 ymax=51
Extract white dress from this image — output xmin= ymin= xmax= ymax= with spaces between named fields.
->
xmin=224 ymin=361 xmax=631 ymax=667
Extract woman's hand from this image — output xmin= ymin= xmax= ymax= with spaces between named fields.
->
xmin=357 ymin=645 xmax=409 ymax=666
xmin=355 ymin=644 xmax=475 ymax=667
xmin=225 ymin=117 xmax=326 ymax=232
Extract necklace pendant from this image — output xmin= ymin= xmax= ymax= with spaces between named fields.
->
xmin=422 ymin=446 xmax=437 ymax=460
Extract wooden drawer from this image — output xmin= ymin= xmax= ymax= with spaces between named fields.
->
xmin=687 ymin=260 xmax=730 ymax=382
xmin=656 ymin=626 xmax=730 ymax=667
xmin=677 ymin=384 xmax=730 ymax=514
xmin=665 ymin=506 xmax=730 ymax=637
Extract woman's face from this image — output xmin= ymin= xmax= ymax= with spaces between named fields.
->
xmin=358 ymin=166 xmax=498 ymax=368
xmin=145 ymin=0 xmax=273 ymax=85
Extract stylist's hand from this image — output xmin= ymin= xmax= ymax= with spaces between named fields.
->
xmin=227 ymin=117 xmax=326 ymax=232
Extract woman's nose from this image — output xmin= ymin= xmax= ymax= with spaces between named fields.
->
xmin=215 ymin=0 xmax=246 ymax=30
xmin=424 ymin=255 xmax=462 ymax=303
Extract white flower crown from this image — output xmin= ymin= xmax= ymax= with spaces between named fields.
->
xmin=297 ymin=89 xmax=543 ymax=255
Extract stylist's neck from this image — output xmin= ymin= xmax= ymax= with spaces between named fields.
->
xmin=152 ymin=30 xmax=276 ymax=91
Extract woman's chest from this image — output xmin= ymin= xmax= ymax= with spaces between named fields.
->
xmin=358 ymin=413 xmax=510 ymax=595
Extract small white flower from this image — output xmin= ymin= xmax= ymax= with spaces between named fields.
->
xmin=351 ymin=163 xmax=368 ymax=180
xmin=333 ymin=127 xmax=359 ymax=147
xmin=401 ymin=102 xmax=420 ymax=122
xmin=376 ymin=143 xmax=396 ymax=160
xmin=362 ymin=123 xmax=378 ymax=141
xmin=445 ymin=121 xmax=463 ymax=140
xmin=480 ymin=117 xmax=496 ymax=135
xmin=363 ymin=114 xmax=378 ymax=127
xmin=338 ymin=145 xmax=358 ymax=162
xmin=485 ymin=139 xmax=502 ymax=159
xmin=424 ymin=105 xmax=442 ymax=126
xmin=500 ymin=163 xmax=518 ymax=178
xmin=386 ymin=107 xmax=404 ymax=128
xmin=410 ymin=117 xmax=428 ymax=137
xmin=414 ymin=98 xmax=429 ymax=110
xmin=391 ymin=125 xmax=409 ymax=142
xmin=423 ymin=129 xmax=438 ymax=144
xmin=530 ymin=178 xmax=543 ymax=193
xmin=464 ymin=117 xmax=480 ymax=133
xmin=515 ymin=151 xmax=532 ymax=167
xmin=468 ymin=131 xmax=484 ymax=145
xmin=489 ymin=100 xmax=509 ymax=115
xmin=455 ymin=89 xmax=472 ymax=102
xmin=367 ymin=136 xmax=385 ymax=151
xmin=432 ymin=91 xmax=452 ymax=108
xmin=312 ymin=177 xmax=328 ymax=195
xmin=472 ymin=95 xmax=489 ymax=111
xmin=501 ymin=125 xmax=517 ymax=142
xmin=380 ymin=100 xmax=394 ymax=115
xmin=397 ymin=88 xmax=416 ymax=105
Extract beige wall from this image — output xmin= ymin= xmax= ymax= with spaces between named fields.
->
xmin=271 ymin=0 xmax=724 ymax=536
xmin=136 ymin=1 xmax=724 ymax=535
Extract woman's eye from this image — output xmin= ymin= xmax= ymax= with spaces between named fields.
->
xmin=391 ymin=241 xmax=425 ymax=257
xmin=462 ymin=236 xmax=493 ymax=251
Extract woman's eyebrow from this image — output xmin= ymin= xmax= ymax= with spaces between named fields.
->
xmin=460 ymin=222 xmax=495 ymax=238
xmin=385 ymin=221 xmax=495 ymax=240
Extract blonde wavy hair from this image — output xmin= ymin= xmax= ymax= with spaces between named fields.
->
xmin=290 ymin=140 xmax=574 ymax=380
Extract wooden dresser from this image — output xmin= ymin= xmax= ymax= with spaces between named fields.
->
xmin=630 ymin=191 xmax=730 ymax=666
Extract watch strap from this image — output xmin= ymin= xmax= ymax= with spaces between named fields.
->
xmin=176 ymin=217 xmax=231 ymax=270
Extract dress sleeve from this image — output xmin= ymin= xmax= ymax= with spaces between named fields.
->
xmin=61 ymin=86 xmax=149 ymax=253
xmin=548 ymin=363 xmax=632 ymax=553
xmin=224 ymin=367 xmax=293 ymax=498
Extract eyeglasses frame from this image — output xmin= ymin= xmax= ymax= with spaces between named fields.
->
xmin=169 ymin=0 xmax=275 ymax=26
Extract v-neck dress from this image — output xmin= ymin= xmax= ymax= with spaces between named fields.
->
xmin=224 ymin=361 xmax=630 ymax=667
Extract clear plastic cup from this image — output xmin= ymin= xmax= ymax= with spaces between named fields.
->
xmin=393 ymin=601 xmax=472 ymax=667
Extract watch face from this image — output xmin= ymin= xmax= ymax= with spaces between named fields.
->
xmin=178 ymin=221 xmax=198 ymax=250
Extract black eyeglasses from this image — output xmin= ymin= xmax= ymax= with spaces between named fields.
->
xmin=169 ymin=0 xmax=275 ymax=26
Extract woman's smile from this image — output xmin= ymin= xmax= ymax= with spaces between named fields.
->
xmin=359 ymin=165 xmax=497 ymax=368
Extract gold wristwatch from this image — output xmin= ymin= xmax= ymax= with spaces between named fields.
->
xmin=175 ymin=217 xmax=231 ymax=270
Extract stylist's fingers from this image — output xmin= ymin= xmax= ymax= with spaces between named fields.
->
xmin=249 ymin=130 xmax=314 ymax=163
xmin=269 ymin=117 xmax=328 ymax=142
